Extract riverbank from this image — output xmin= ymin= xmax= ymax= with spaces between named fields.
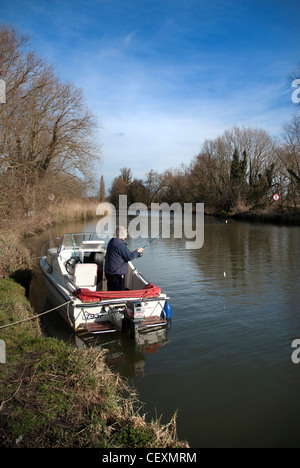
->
xmin=0 ymin=278 xmax=188 ymax=448
xmin=0 ymin=227 xmax=188 ymax=448
xmin=0 ymin=198 xmax=101 ymax=237
xmin=213 ymin=205 xmax=300 ymax=226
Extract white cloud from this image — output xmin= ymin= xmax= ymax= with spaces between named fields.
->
xmin=6 ymin=0 xmax=294 ymax=189
xmin=95 ymin=66 xmax=294 ymax=189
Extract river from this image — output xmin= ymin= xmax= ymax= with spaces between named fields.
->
xmin=25 ymin=216 xmax=300 ymax=448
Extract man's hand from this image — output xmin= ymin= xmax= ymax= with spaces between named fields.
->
xmin=137 ymin=247 xmax=144 ymax=257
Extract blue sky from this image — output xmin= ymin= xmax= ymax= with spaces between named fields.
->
xmin=1 ymin=0 xmax=300 ymax=189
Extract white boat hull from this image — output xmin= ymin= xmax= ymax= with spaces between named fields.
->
xmin=39 ymin=233 xmax=171 ymax=337
xmin=40 ymin=259 xmax=124 ymax=333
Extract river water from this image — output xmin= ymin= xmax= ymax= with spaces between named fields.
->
xmin=25 ymin=216 xmax=300 ymax=448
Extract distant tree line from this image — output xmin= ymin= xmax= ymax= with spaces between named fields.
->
xmin=109 ymin=118 xmax=300 ymax=213
xmin=1 ymin=24 xmax=299 ymax=222
xmin=0 ymin=25 xmax=100 ymax=221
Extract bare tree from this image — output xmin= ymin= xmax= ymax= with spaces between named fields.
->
xmin=190 ymin=126 xmax=277 ymax=211
xmin=278 ymin=115 xmax=300 ymax=204
xmin=0 ymin=25 xmax=100 ymax=218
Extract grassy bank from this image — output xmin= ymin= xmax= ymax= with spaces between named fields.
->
xmin=0 ymin=223 xmax=188 ymax=448
xmin=0 ymin=229 xmax=188 ymax=448
xmin=0 ymin=278 xmax=188 ymax=448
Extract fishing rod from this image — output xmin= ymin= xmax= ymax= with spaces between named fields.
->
xmin=138 ymin=220 xmax=177 ymax=256
xmin=109 ymin=220 xmax=178 ymax=274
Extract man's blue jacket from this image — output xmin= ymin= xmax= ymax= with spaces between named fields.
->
xmin=105 ymin=238 xmax=139 ymax=276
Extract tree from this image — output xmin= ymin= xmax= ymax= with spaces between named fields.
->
xmin=108 ymin=167 xmax=134 ymax=206
xmin=0 ymin=25 xmax=100 ymax=218
xmin=278 ymin=115 xmax=300 ymax=203
xmin=99 ymin=175 xmax=106 ymax=201
xmin=120 ymin=167 xmax=133 ymax=184
xmin=190 ymin=126 xmax=277 ymax=211
xmin=127 ymin=178 xmax=147 ymax=205
xmin=144 ymin=169 xmax=168 ymax=205
xmin=230 ymin=149 xmax=247 ymax=183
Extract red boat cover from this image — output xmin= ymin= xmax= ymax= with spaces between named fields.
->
xmin=74 ymin=283 xmax=162 ymax=303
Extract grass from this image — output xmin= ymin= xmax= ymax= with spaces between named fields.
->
xmin=0 ymin=278 xmax=188 ymax=448
xmin=0 ymin=201 xmax=189 ymax=448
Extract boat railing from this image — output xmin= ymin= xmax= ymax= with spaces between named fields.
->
xmin=63 ymin=274 xmax=79 ymax=293
xmin=58 ymin=233 xmax=105 ymax=252
xmin=40 ymin=237 xmax=62 ymax=259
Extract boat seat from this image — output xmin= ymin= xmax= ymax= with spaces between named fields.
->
xmin=74 ymin=263 xmax=98 ymax=291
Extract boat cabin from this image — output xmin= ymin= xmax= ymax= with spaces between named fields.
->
xmin=45 ymin=233 xmax=148 ymax=293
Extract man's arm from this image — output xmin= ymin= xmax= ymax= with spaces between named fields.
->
xmin=118 ymin=243 xmax=143 ymax=262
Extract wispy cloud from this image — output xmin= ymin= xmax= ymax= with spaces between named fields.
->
xmin=122 ymin=30 xmax=139 ymax=48
xmin=1 ymin=0 xmax=299 ymax=188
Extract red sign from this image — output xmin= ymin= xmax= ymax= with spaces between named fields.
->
xmin=273 ymin=194 xmax=280 ymax=202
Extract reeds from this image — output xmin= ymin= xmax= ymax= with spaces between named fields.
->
xmin=51 ymin=198 xmax=100 ymax=224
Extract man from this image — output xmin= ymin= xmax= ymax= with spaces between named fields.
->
xmin=105 ymin=226 xmax=144 ymax=291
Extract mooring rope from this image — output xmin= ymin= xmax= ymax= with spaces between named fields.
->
xmin=0 ymin=301 xmax=72 ymax=331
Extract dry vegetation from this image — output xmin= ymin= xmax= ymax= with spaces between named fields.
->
xmin=51 ymin=198 xmax=101 ymax=224
xmin=0 ymin=279 xmax=188 ymax=448
xmin=0 ymin=230 xmax=32 ymax=277
xmin=0 ymin=227 xmax=189 ymax=448
xmin=0 ymin=25 xmax=101 ymax=230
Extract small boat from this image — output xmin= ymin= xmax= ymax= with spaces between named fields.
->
xmin=40 ymin=233 xmax=171 ymax=337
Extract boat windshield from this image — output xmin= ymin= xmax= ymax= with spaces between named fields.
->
xmin=58 ymin=233 xmax=105 ymax=252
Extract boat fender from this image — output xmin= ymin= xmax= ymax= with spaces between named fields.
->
xmin=161 ymin=301 xmax=172 ymax=320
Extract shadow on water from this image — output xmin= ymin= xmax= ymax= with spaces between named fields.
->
xmin=38 ymin=294 xmax=170 ymax=379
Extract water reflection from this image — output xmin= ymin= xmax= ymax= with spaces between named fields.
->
xmin=38 ymin=296 xmax=169 ymax=378
xmin=24 ymin=216 xmax=300 ymax=447
xmin=28 ymin=234 xmax=170 ymax=379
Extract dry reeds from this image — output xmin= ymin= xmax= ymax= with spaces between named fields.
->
xmin=51 ymin=198 xmax=100 ymax=224
xmin=0 ymin=327 xmax=188 ymax=448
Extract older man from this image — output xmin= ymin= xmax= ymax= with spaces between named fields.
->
xmin=105 ymin=226 xmax=144 ymax=291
